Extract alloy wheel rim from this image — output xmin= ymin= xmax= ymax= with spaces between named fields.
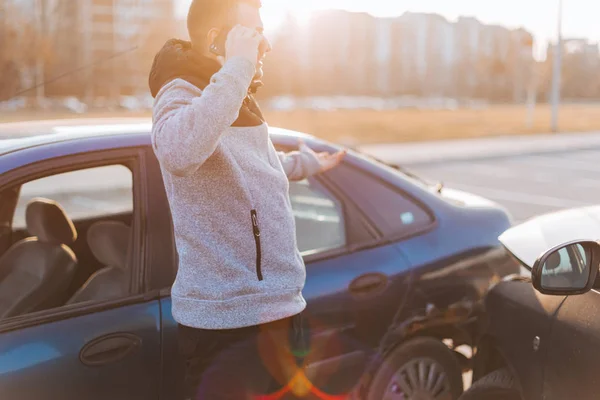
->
xmin=383 ymin=357 xmax=452 ymax=400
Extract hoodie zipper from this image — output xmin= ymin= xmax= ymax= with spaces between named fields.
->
xmin=226 ymin=155 xmax=264 ymax=282
xmin=251 ymin=209 xmax=263 ymax=281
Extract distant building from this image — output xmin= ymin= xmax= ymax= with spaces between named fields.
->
xmin=546 ymin=38 xmax=600 ymax=99
xmin=374 ymin=18 xmax=394 ymax=94
xmin=559 ymin=38 xmax=600 ymax=58
xmin=286 ymin=10 xmax=535 ymax=100
xmin=305 ymin=10 xmax=379 ymax=96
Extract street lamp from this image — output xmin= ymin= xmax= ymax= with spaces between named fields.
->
xmin=550 ymin=0 xmax=563 ymax=133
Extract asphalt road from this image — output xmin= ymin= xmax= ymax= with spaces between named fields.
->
xmin=407 ymin=148 xmax=600 ymax=224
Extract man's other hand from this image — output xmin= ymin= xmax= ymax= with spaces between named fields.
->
xmin=298 ymin=140 xmax=347 ymax=173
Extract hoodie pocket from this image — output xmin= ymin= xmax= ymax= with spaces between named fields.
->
xmin=251 ymin=209 xmax=263 ymax=281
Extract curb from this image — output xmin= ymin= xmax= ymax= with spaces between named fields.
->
xmin=387 ymin=144 xmax=600 ymax=166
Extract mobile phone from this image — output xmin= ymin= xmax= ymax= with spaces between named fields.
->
xmin=209 ymin=26 xmax=231 ymax=57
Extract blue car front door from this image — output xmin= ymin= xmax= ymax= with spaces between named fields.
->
xmin=0 ymin=146 xmax=161 ymax=400
xmin=0 ymin=301 xmax=162 ymax=400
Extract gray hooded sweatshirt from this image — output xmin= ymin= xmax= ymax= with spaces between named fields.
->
xmin=151 ymin=47 xmax=321 ymax=330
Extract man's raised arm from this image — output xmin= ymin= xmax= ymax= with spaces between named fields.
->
xmin=151 ymin=26 xmax=262 ymax=177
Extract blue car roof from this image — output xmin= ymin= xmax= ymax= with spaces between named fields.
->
xmin=0 ymin=118 xmax=447 ymax=217
xmin=0 ymin=118 xmax=317 ymax=157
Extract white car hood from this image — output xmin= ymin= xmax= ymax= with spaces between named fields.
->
xmin=499 ymin=205 xmax=600 ymax=269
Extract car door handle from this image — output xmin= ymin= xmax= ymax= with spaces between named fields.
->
xmin=349 ymin=273 xmax=388 ymax=296
xmin=80 ymin=333 xmax=142 ymax=367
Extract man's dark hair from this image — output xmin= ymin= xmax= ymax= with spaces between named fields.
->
xmin=187 ymin=0 xmax=262 ymax=41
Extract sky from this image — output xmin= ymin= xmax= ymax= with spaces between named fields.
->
xmin=177 ymin=0 xmax=600 ymax=50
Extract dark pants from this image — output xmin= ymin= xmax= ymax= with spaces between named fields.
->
xmin=178 ymin=313 xmax=312 ymax=400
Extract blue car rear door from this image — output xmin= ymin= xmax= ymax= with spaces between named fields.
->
xmin=284 ymin=164 xmax=422 ymax=394
xmin=0 ymin=146 xmax=161 ymax=400
xmin=153 ymin=174 xmax=411 ymax=398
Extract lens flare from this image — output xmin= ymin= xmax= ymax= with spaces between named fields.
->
xmin=254 ymin=369 xmax=349 ymax=399
xmin=252 ymin=313 xmax=353 ymax=400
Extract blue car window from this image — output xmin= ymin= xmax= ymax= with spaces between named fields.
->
xmin=329 ymin=164 xmax=433 ymax=238
xmin=13 ymin=165 xmax=133 ymax=229
xmin=0 ymin=163 xmax=136 ymax=321
xmin=289 ymin=179 xmax=346 ymax=255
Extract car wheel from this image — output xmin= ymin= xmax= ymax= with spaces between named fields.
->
xmin=367 ymin=337 xmax=464 ymax=400
xmin=459 ymin=369 xmax=521 ymax=400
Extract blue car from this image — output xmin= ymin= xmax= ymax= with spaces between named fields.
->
xmin=0 ymin=120 xmax=517 ymax=400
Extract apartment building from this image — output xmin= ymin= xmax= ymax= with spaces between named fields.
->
xmin=304 ymin=10 xmax=379 ymax=96
xmin=547 ymin=38 xmax=600 ymax=99
xmin=271 ymin=10 xmax=534 ymax=100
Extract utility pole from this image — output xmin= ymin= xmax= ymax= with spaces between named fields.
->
xmin=526 ymin=38 xmax=538 ymax=130
xmin=83 ymin=0 xmax=93 ymax=104
xmin=550 ymin=0 xmax=563 ymax=133
xmin=0 ymin=1 xmax=6 ymax=63
xmin=110 ymin=0 xmax=119 ymax=103
xmin=35 ymin=0 xmax=46 ymax=106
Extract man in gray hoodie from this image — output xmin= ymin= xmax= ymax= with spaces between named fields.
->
xmin=148 ymin=0 xmax=346 ymax=398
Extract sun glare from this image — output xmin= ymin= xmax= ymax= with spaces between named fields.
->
xmin=260 ymin=2 xmax=315 ymax=32
xmin=178 ymin=0 xmax=599 ymax=45
xmin=290 ymin=6 xmax=313 ymax=26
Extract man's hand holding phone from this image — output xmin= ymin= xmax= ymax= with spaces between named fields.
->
xmin=217 ymin=25 xmax=263 ymax=68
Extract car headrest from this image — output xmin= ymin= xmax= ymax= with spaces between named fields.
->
xmin=545 ymin=251 xmax=561 ymax=271
xmin=26 ymin=198 xmax=77 ymax=245
xmin=87 ymin=221 xmax=130 ymax=270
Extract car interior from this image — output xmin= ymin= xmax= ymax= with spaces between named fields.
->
xmin=543 ymin=245 xmax=592 ymax=289
xmin=66 ymin=220 xmax=131 ymax=305
xmin=0 ymin=198 xmax=78 ymax=318
xmin=0 ymin=182 xmax=134 ymax=319
xmin=0 ymin=160 xmax=350 ymax=320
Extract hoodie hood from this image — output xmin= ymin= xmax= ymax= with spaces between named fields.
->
xmin=148 ymin=38 xmax=262 ymax=98
xmin=149 ymin=38 xmax=266 ymax=128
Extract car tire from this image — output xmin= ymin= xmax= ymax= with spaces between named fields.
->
xmin=367 ymin=337 xmax=464 ymax=400
xmin=459 ymin=368 xmax=521 ymax=400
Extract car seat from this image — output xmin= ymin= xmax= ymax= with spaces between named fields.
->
xmin=67 ymin=221 xmax=130 ymax=304
xmin=0 ymin=198 xmax=78 ymax=318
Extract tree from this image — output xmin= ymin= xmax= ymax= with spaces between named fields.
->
xmin=0 ymin=5 xmax=29 ymax=101
xmin=0 ymin=0 xmax=58 ymax=103
xmin=561 ymin=42 xmax=600 ymax=99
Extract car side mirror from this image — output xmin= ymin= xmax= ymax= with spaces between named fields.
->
xmin=532 ymin=240 xmax=600 ymax=295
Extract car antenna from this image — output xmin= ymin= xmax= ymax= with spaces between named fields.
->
xmin=435 ymin=182 xmax=444 ymax=194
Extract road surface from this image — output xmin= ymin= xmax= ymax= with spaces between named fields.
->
xmin=407 ymin=148 xmax=600 ymax=223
